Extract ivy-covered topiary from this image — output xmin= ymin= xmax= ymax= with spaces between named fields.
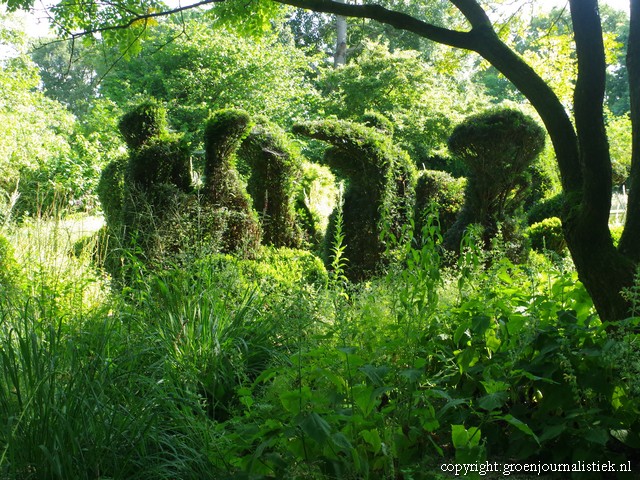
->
xmin=238 ymin=119 xmax=304 ymax=248
xmin=293 ymin=119 xmax=416 ymax=280
xmin=414 ymin=169 xmax=466 ymax=242
xmin=118 ymin=100 xmax=168 ymax=150
xmin=444 ymin=108 xmax=546 ymax=257
xmin=126 ymin=136 xmax=192 ymax=192
xmin=202 ymin=109 xmax=261 ymax=254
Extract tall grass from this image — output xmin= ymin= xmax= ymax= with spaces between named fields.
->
xmin=0 ymin=212 xmax=224 ymax=478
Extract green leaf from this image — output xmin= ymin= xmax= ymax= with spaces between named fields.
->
xmin=480 ymin=379 xmax=509 ymax=394
xmin=499 ymin=414 xmax=539 ymax=445
xmin=331 ymin=432 xmax=353 ymax=451
xmin=454 ymin=323 xmax=470 ymax=345
xmin=399 ymin=368 xmax=423 ymax=383
xmin=452 ymin=424 xmax=481 ymax=448
xmin=585 ymin=428 xmax=609 ymax=446
xmin=299 ymin=412 xmax=332 ymax=445
xmin=361 ymin=429 xmax=382 ymax=453
xmin=352 ymin=384 xmax=376 ymax=417
xmin=537 ymin=423 xmax=565 ymax=442
xmin=477 ymin=392 xmax=508 ymax=411
xmin=280 ymin=386 xmax=311 ymax=413
xmin=359 ymin=364 xmax=389 ymax=386
xmin=471 ymin=315 xmax=491 ymax=335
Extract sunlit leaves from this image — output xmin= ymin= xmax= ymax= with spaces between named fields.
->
xmin=210 ymin=0 xmax=286 ymax=36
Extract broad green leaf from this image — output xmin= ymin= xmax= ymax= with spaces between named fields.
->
xmin=359 ymin=364 xmax=389 ymax=386
xmin=499 ymin=414 xmax=539 ymax=444
xmin=352 ymin=384 xmax=376 ymax=417
xmin=360 ymin=429 xmax=382 ymax=453
xmin=477 ymin=391 xmax=508 ymax=411
xmin=299 ymin=412 xmax=332 ymax=445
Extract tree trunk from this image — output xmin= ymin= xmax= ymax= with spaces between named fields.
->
xmin=619 ymin=0 xmax=640 ymax=261
xmin=334 ymin=0 xmax=347 ymax=67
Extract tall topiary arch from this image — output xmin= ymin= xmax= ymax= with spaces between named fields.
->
xmin=238 ymin=119 xmax=304 ymax=248
xmin=293 ymin=119 xmax=416 ymax=281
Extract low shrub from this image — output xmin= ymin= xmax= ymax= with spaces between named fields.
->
xmin=527 ymin=192 xmax=564 ymax=225
xmin=527 ymin=216 xmax=567 ymax=254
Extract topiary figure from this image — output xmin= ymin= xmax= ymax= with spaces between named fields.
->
xmin=361 ymin=110 xmax=394 ymax=137
xmin=444 ymin=108 xmax=546 ymax=257
xmin=118 ymin=100 xmax=168 ymax=150
xmin=238 ymin=119 xmax=304 ymax=248
xmin=293 ymin=119 xmax=416 ymax=281
xmin=414 ymin=169 xmax=466 ymax=243
xmin=127 ymin=136 xmax=191 ymax=192
xmin=202 ymin=109 xmax=261 ymax=254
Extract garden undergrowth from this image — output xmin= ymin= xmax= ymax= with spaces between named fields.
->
xmin=0 ymin=212 xmax=638 ymax=479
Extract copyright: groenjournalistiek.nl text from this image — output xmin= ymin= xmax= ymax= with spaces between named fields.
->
xmin=440 ymin=460 xmax=633 ymax=476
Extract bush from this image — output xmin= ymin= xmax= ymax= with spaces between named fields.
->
xmin=239 ymin=119 xmax=304 ymax=248
xmin=293 ymin=119 xmax=416 ymax=280
xmin=444 ymin=108 xmax=546 ymax=258
xmin=527 ymin=216 xmax=567 ymax=254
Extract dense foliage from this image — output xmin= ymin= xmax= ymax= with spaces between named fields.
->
xmin=0 ymin=2 xmax=638 ymax=477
